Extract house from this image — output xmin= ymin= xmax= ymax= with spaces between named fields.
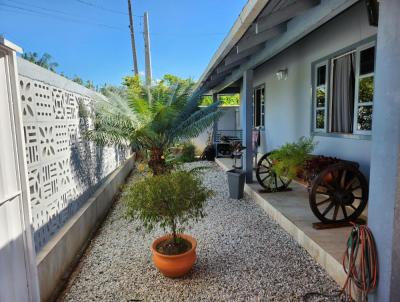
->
xmin=197 ymin=0 xmax=399 ymax=300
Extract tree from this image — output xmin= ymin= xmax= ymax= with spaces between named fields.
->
xmin=85 ymin=75 xmax=221 ymax=175
xmin=21 ymin=52 xmax=59 ymax=72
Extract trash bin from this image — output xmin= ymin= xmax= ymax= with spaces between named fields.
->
xmin=226 ymin=169 xmax=245 ymax=199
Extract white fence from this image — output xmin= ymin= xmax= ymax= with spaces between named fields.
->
xmin=17 ymin=58 xmax=127 ymax=251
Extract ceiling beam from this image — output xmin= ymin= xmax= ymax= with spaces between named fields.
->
xmin=256 ymin=0 xmax=321 ymax=33
xmin=210 ymin=69 xmax=232 ymax=81
xmin=236 ymin=23 xmax=287 ymax=54
xmin=217 ymin=57 xmax=249 ymax=74
xmin=224 ymin=44 xmax=264 ymax=66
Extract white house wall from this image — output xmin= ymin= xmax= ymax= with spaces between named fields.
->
xmin=251 ymin=2 xmax=377 ymax=177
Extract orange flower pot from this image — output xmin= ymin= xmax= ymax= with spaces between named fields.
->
xmin=151 ymin=234 xmax=197 ymax=278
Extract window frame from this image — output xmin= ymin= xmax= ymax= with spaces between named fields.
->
xmin=313 ymin=61 xmax=329 ymax=132
xmin=311 ymin=38 xmax=376 ymax=139
xmin=353 ymin=41 xmax=376 ymax=135
xmin=253 ymin=84 xmax=265 ymax=128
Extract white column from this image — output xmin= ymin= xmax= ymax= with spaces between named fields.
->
xmin=368 ymin=0 xmax=400 ymax=301
xmin=240 ymin=69 xmax=253 ymax=182
xmin=212 ymin=93 xmax=218 ymax=140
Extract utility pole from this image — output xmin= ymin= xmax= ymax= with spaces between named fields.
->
xmin=143 ymin=11 xmax=152 ymax=103
xmin=127 ymin=0 xmax=138 ymax=76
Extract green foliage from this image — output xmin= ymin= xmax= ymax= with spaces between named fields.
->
xmin=270 ymin=137 xmax=317 ymax=180
xmin=200 ymin=94 xmax=240 ymax=106
xmin=123 ymin=170 xmax=213 ymax=242
xmin=21 ymin=52 xmax=59 ymax=72
xmin=85 ymin=73 xmax=222 ymax=174
xmin=174 ymin=142 xmax=196 ymax=163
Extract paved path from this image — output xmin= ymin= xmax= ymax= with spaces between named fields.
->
xmin=60 ymin=161 xmax=339 ymax=302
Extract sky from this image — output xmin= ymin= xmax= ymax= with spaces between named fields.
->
xmin=0 ymin=0 xmax=247 ymax=86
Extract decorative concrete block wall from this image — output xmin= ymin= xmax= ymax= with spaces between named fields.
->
xmin=17 ymin=58 xmax=127 ymax=252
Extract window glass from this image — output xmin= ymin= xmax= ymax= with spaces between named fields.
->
xmin=360 ymin=47 xmax=375 ymax=75
xmin=358 ymin=76 xmax=374 ymax=103
xmin=317 ymin=65 xmax=326 ymax=86
xmin=316 ymin=87 xmax=326 ymax=107
xmin=314 ymin=65 xmax=327 ymax=130
xmin=357 ymin=106 xmax=373 ymax=130
xmin=316 ymin=110 xmax=325 ymax=129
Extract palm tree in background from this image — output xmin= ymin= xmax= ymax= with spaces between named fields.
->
xmin=85 ymin=78 xmax=221 ymax=175
xmin=21 ymin=52 xmax=59 ymax=72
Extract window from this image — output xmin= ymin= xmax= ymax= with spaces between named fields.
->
xmin=314 ymin=64 xmax=328 ymax=131
xmin=313 ymin=43 xmax=375 ymax=135
xmin=253 ymin=85 xmax=265 ymax=127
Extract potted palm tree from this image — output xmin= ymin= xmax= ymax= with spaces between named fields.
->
xmin=123 ymin=170 xmax=212 ymax=277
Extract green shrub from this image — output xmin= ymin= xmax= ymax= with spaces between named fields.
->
xmin=269 ymin=137 xmax=316 ymax=180
xmin=123 ymin=170 xmax=213 ymax=243
xmin=180 ymin=142 xmax=196 ymax=162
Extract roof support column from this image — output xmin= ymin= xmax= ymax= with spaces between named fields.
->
xmin=212 ymin=93 xmax=218 ymax=142
xmin=240 ymin=69 xmax=253 ymax=183
xmin=368 ymin=0 xmax=400 ymax=301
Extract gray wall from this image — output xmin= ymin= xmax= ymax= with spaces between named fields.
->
xmin=251 ymin=2 xmax=377 ymax=177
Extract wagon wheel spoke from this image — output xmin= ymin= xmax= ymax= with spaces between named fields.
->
xmin=321 ymin=181 xmax=336 ymax=192
xmin=332 ymin=204 xmax=339 ymax=221
xmin=345 ymin=177 xmax=358 ymax=190
xmin=350 ymin=185 xmax=361 ymax=192
xmin=316 ymin=197 xmax=331 ymax=206
xmin=261 ymin=174 xmax=272 ymax=182
xmin=258 ymin=170 xmax=270 ymax=175
xmin=349 ymin=204 xmax=357 ymax=211
xmin=341 ymin=204 xmax=348 ymax=219
xmin=322 ymin=201 xmax=335 ymax=217
xmin=340 ymin=170 xmax=347 ymax=189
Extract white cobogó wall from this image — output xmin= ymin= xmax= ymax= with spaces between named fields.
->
xmin=17 ymin=57 xmax=128 ymax=251
xmin=251 ymin=2 xmax=377 ymax=177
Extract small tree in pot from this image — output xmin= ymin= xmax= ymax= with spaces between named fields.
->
xmin=123 ymin=169 xmax=213 ymax=277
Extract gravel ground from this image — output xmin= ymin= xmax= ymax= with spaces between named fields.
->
xmin=59 ymin=161 xmax=340 ymax=302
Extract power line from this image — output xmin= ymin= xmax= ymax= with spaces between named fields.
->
xmin=0 ymin=3 xmax=127 ymax=31
xmin=73 ymin=0 xmax=128 ymax=16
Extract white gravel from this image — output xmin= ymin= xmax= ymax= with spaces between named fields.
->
xmin=59 ymin=161 xmax=340 ymax=302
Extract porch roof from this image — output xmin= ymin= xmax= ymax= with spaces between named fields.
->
xmin=196 ymin=0 xmax=359 ymax=94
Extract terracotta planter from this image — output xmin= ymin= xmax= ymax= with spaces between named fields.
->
xmin=151 ymin=234 xmax=197 ymax=278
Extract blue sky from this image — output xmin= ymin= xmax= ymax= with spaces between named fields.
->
xmin=0 ymin=0 xmax=246 ymax=86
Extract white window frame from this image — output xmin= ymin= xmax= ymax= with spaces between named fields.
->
xmin=353 ymin=42 xmax=375 ymax=135
xmin=313 ymin=61 xmax=328 ymax=132
xmin=312 ymin=41 xmax=376 ymax=136
xmin=253 ymin=85 xmax=265 ymax=128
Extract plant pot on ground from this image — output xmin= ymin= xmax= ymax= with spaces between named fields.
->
xmin=123 ymin=169 xmax=213 ymax=278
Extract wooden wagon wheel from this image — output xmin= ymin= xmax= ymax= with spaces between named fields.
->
xmin=256 ymin=152 xmax=292 ymax=192
xmin=309 ymin=163 xmax=368 ymax=223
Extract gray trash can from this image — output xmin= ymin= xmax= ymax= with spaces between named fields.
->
xmin=227 ymin=169 xmax=245 ymax=199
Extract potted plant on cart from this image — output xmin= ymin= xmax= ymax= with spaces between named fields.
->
xmin=226 ymin=141 xmax=246 ymax=199
xmin=123 ymin=169 xmax=213 ymax=278
xmin=255 ymin=137 xmax=316 ymax=192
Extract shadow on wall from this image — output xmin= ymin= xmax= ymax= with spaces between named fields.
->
xmin=33 ymin=101 xmax=127 ymax=252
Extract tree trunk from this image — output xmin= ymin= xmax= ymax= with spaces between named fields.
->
xmin=148 ymin=148 xmax=166 ymax=175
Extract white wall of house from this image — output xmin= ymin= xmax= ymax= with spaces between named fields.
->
xmin=250 ymin=2 xmax=377 ymax=177
xmin=192 ymin=105 xmax=239 ymax=153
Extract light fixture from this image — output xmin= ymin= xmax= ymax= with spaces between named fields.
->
xmin=275 ymin=68 xmax=288 ymax=80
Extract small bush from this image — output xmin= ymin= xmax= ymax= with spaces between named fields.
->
xmin=180 ymin=142 xmax=196 ymax=162
xmin=123 ymin=170 xmax=213 ymax=243
xmin=269 ymin=137 xmax=316 ymax=180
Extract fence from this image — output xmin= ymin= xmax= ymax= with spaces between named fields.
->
xmin=17 ymin=58 xmax=127 ymax=251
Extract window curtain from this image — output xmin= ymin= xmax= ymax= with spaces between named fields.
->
xmin=331 ymin=53 xmax=355 ymax=133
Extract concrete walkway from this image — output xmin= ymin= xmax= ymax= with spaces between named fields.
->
xmin=59 ymin=161 xmax=339 ymax=302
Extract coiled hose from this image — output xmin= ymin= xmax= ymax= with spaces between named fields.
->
xmin=303 ymin=223 xmax=378 ymax=302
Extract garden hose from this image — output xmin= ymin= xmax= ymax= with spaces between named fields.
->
xmin=303 ymin=223 xmax=378 ymax=302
